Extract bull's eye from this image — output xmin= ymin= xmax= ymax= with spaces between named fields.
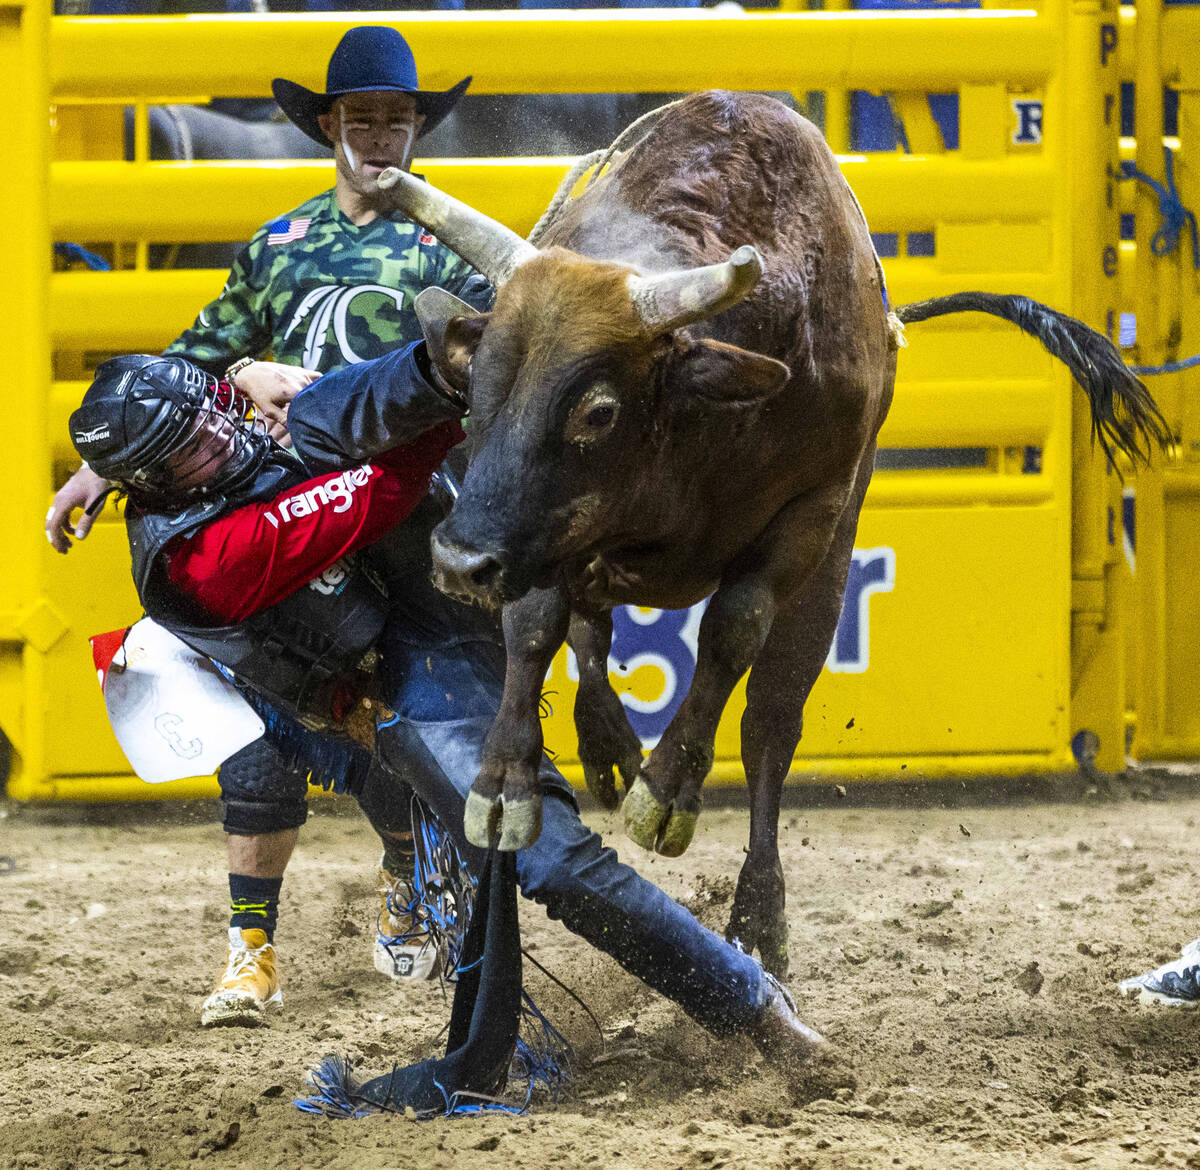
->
xmin=566 ymin=385 xmax=620 ymax=446
xmin=586 ymin=404 xmax=615 ymax=429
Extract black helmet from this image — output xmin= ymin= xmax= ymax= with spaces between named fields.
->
xmin=69 ymin=355 xmax=272 ymax=505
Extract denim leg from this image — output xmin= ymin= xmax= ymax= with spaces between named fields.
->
xmin=376 ymin=597 xmax=767 ymax=1036
xmin=522 ymin=792 xmax=766 ymax=1035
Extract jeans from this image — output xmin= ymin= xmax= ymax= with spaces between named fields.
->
xmin=371 ymin=568 xmax=767 ymax=1036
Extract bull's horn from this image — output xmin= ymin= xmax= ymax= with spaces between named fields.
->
xmin=628 ymin=245 xmax=764 ymax=335
xmin=377 ymin=167 xmax=538 ymax=287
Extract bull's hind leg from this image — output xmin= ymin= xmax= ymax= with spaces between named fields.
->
xmin=569 ymin=608 xmax=644 ymax=810
xmin=727 ymin=466 xmax=872 ymax=977
xmin=730 ymin=582 xmax=847 ymax=977
xmin=624 ymin=484 xmax=854 ymax=858
xmin=623 ymin=573 xmax=778 ymax=856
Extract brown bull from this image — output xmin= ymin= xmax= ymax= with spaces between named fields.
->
xmin=379 ymin=91 xmax=1167 ymax=977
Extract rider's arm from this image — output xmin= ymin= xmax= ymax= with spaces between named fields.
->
xmin=286 ymin=340 xmax=464 ymax=475
xmin=164 ymin=421 xmax=462 ymax=624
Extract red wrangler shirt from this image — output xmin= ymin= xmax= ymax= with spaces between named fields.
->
xmin=165 ymin=420 xmax=463 ymax=624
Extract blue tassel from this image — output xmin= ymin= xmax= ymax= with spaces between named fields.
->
xmin=240 ymin=690 xmax=370 ymax=795
xmin=377 ymin=795 xmax=478 ymax=982
xmin=512 ymin=991 xmax=573 ymax=1104
xmin=294 ymin=1057 xmax=375 ymax=1119
xmin=294 ymin=1044 xmax=566 ymax=1120
xmin=294 ymin=800 xmax=575 ymax=1123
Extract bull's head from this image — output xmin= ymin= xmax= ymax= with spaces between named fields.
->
xmin=378 ymin=168 xmax=789 ymax=606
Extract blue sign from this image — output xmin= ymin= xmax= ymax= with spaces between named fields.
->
xmin=565 ymin=548 xmax=896 ymax=744
xmin=826 ymin=547 xmax=896 ymax=674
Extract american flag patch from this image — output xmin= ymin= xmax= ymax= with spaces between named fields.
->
xmin=419 ymin=231 xmax=436 ymax=246
xmin=266 ymin=217 xmax=311 ymax=246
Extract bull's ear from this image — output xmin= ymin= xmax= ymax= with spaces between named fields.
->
xmin=667 ymin=338 xmax=790 ymax=407
xmin=415 ymin=287 xmax=490 ymax=393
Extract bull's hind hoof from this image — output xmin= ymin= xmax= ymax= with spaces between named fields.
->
xmin=580 ymin=761 xmax=620 ymax=811
xmin=759 ymin=925 xmax=791 ymax=982
xmin=623 ymin=777 xmax=698 ymax=857
xmin=497 ymin=796 xmax=542 ymax=852
xmin=464 ymin=790 xmax=503 ymax=848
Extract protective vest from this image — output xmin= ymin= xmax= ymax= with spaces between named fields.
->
xmin=126 ymin=451 xmax=388 ymax=729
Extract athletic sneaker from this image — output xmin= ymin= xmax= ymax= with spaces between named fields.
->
xmin=1118 ymin=938 xmax=1200 ymax=1007
xmin=372 ymin=867 xmax=445 ymax=982
xmin=200 ymin=927 xmax=283 ymax=1027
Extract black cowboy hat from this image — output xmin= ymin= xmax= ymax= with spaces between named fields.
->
xmin=272 ymin=26 xmax=471 ymax=148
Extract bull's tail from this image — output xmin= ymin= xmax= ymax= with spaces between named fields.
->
xmin=894 ymin=292 xmax=1171 ymax=470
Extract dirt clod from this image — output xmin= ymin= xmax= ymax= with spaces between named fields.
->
xmin=1014 ymin=961 xmax=1045 ymax=996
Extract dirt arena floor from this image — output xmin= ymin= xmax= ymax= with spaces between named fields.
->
xmin=4 ymin=772 xmax=1200 ymax=1170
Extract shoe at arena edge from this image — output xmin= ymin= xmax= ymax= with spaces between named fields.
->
xmin=372 ymin=866 xmax=446 ymax=982
xmin=200 ymin=927 xmax=283 ymax=1027
xmin=1119 ymin=938 xmax=1200 ymax=1007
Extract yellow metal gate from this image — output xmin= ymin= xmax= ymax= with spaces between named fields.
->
xmin=3 ymin=2 xmax=1169 ymax=800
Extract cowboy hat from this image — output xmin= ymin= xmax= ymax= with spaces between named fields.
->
xmin=272 ymin=26 xmax=471 ymax=148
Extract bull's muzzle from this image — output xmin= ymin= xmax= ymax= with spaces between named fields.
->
xmin=430 ymin=531 xmax=507 ymax=603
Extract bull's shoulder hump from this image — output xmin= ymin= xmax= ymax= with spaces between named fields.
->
xmin=622 ymin=92 xmax=836 ymax=189
xmin=670 ymin=90 xmax=825 ymax=148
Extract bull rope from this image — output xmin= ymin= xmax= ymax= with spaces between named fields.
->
xmin=526 ymin=98 xmax=687 ymax=246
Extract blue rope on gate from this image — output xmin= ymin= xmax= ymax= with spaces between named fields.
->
xmin=1129 ymin=352 xmax=1200 ymax=377
xmin=53 ymin=242 xmax=111 ymax=271
xmin=1116 ymin=146 xmax=1200 ymax=377
xmin=1118 ymin=147 xmax=1200 ymax=270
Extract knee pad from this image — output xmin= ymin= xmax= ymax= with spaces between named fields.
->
xmin=221 ymin=795 xmax=309 ymax=837
xmin=219 ymin=737 xmax=310 ymax=835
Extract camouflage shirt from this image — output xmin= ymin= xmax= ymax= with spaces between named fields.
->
xmin=165 ymin=186 xmax=482 ymax=374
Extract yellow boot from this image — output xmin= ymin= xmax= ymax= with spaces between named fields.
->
xmin=200 ymin=927 xmax=282 ymax=1027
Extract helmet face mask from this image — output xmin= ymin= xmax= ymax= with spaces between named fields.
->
xmin=70 ymin=356 xmax=274 ymax=507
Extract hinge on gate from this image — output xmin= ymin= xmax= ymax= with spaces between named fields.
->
xmin=1071 ymin=577 xmax=1106 ymax=620
xmin=15 ymin=599 xmax=70 ymax=653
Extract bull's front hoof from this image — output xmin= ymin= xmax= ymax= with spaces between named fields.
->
xmin=657 ymin=806 xmax=698 ymax=857
xmin=623 ymin=777 xmax=698 ymax=856
xmin=497 ymin=795 xmax=543 ymax=852
xmin=623 ymin=778 xmax=668 ymax=851
xmin=464 ymin=790 xmax=502 ymax=848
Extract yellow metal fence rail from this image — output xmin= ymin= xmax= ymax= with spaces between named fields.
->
xmin=50 ymin=10 xmax=1056 ymax=95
